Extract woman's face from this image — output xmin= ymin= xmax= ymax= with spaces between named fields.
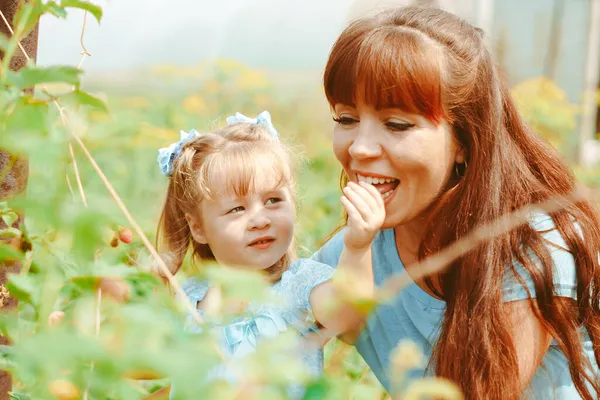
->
xmin=332 ymin=102 xmax=464 ymax=229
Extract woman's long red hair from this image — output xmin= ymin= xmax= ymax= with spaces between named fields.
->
xmin=324 ymin=6 xmax=600 ymax=399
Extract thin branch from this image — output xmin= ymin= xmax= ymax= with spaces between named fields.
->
xmin=82 ymin=288 xmax=102 ymax=400
xmin=304 ymin=186 xmax=588 ymax=348
xmin=0 ymin=8 xmax=202 ymax=325
xmin=68 ymin=141 xmax=87 ymax=206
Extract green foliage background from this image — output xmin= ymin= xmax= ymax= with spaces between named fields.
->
xmin=0 ymin=2 xmax=597 ymax=399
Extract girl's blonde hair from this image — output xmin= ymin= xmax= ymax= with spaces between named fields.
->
xmin=156 ymin=122 xmax=296 ymax=281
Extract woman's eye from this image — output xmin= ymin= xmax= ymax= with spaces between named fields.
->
xmin=385 ymin=121 xmax=415 ymax=132
xmin=227 ymin=206 xmax=244 ymax=214
xmin=333 ymin=116 xmax=358 ymax=126
xmin=266 ymin=197 xmax=283 ymax=205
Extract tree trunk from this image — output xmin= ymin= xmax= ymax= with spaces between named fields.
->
xmin=0 ymin=0 xmax=38 ymax=398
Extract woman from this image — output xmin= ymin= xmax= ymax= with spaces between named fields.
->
xmin=313 ymin=6 xmax=600 ymax=399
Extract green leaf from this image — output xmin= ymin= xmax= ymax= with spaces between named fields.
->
xmin=72 ymin=210 xmax=107 ymax=261
xmin=302 ymin=378 xmax=332 ymax=400
xmin=61 ymin=90 xmax=108 ymax=112
xmin=7 ymin=66 xmax=82 ymax=89
xmin=5 ymin=98 xmax=48 ymax=134
xmin=9 ymin=392 xmax=31 ymax=400
xmin=2 ymin=212 xmax=19 ymax=228
xmin=60 ymin=0 xmax=102 ymax=23
xmin=0 ymin=34 xmax=9 ymax=53
xmin=0 ymin=243 xmax=23 ymax=262
xmin=6 ymin=274 xmax=38 ymax=307
xmin=43 ymin=1 xmax=68 ymax=18
xmin=12 ymin=1 xmax=44 ymax=40
xmin=0 ymin=227 xmax=21 ymax=240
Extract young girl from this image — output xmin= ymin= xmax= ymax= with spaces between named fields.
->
xmin=156 ymin=111 xmax=385 ymax=397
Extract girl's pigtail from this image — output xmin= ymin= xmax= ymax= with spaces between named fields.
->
xmin=156 ymin=178 xmax=193 ymax=277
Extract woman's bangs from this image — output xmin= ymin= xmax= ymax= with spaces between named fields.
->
xmin=325 ymin=25 xmax=446 ymax=122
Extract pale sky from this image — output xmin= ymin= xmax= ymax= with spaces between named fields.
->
xmin=37 ymin=0 xmax=358 ymax=72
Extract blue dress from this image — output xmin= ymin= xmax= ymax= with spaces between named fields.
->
xmin=170 ymin=258 xmax=335 ymax=399
xmin=312 ymin=212 xmax=599 ymax=399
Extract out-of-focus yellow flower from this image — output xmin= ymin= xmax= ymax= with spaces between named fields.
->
xmin=253 ymin=93 xmax=270 ymax=108
xmin=203 ymin=79 xmax=221 ymax=94
xmin=150 ymin=64 xmax=205 ymax=78
xmin=236 ymin=69 xmax=269 ymax=91
xmin=182 ymin=94 xmax=207 ymax=115
xmin=47 ymin=379 xmax=80 ymax=400
xmin=121 ymin=96 xmax=150 ymax=109
xmin=390 ymin=340 xmax=424 ymax=376
xmin=215 ymin=58 xmax=246 ymax=75
xmin=511 ymin=77 xmax=578 ymax=151
xmin=89 ymin=111 xmax=110 ymax=122
xmin=127 ymin=122 xmax=177 ymax=149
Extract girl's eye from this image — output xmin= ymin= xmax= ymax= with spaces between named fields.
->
xmin=385 ymin=121 xmax=415 ymax=132
xmin=333 ymin=116 xmax=358 ymax=126
xmin=266 ymin=197 xmax=283 ymax=205
xmin=227 ymin=206 xmax=244 ymax=214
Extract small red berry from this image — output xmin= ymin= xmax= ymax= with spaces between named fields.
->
xmin=118 ymin=227 xmax=133 ymax=244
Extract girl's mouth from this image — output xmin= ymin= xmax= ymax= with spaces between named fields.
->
xmin=248 ymin=237 xmax=275 ymax=250
xmin=356 ymin=174 xmax=400 ymax=201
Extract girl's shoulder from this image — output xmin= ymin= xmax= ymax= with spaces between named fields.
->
xmin=275 ymin=258 xmax=335 ymax=332
xmin=180 ymin=276 xmax=211 ymax=306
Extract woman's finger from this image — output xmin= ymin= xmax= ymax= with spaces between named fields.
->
xmin=341 ymin=195 xmax=361 ymax=222
xmin=349 ymin=181 xmax=380 ymax=211
xmin=343 ymin=184 xmax=372 ymax=218
xmin=358 ymin=181 xmax=385 ymax=209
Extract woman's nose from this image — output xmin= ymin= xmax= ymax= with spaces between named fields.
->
xmin=348 ymin=123 xmax=383 ymax=161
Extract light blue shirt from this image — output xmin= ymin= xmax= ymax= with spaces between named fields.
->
xmin=311 ymin=213 xmax=598 ymax=399
xmin=171 ymin=258 xmax=335 ymax=399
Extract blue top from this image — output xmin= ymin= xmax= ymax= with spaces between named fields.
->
xmin=173 ymin=258 xmax=335 ymax=398
xmin=311 ymin=212 xmax=598 ymax=399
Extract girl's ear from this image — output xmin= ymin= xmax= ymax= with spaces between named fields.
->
xmin=185 ymin=213 xmax=208 ymax=244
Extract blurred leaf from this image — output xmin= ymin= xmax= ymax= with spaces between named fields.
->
xmin=60 ymin=0 xmax=102 ymax=23
xmin=6 ymin=274 xmax=39 ymax=308
xmin=71 ymin=210 xmax=107 ymax=261
xmin=303 ymin=378 xmax=331 ymax=399
xmin=0 ymin=227 xmax=21 ymax=239
xmin=9 ymin=392 xmax=31 ymax=400
xmin=2 ymin=212 xmax=19 ymax=228
xmin=6 ymin=98 xmax=48 ymax=134
xmin=43 ymin=1 xmax=68 ymax=18
xmin=6 ymin=66 xmax=82 ymax=89
xmin=0 ymin=243 xmax=23 ymax=262
xmin=12 ymin=1 xmax=40 ymax=40
xmin=61 ymin=90 xmax=108 ymax=112
xmin=0 ymin=34 xmax=9 ymax=53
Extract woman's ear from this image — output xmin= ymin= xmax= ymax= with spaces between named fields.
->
xmin=185 ymin=213 xmax=207 ymax=244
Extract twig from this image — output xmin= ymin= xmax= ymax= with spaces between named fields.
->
xmin=303 ymin=187 xmax=588 ymax=348
xmin=82 ymin=288 xmax=102 ymax=400
xmin=0 ymin=8 xmax=202 ymax=325
xmin=65 ymin=167 xmax=75 ymax=199
xmin=68 ymin=141 xmax=87 ymax=206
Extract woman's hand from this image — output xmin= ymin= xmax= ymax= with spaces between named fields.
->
xmin=341 ymin=181 xmax=386 ymax=250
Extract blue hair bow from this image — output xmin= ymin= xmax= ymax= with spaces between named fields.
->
xmin=157 ymin=129 xmax=200 ymax=176
xmin=226 ymin=110 xmax=279 ymax=141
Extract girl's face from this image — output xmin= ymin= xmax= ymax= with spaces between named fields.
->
xmin=332 ymin=102 xmax=464 ymax=229
xmin=186 ymin=169 xmax=294 ymax=270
